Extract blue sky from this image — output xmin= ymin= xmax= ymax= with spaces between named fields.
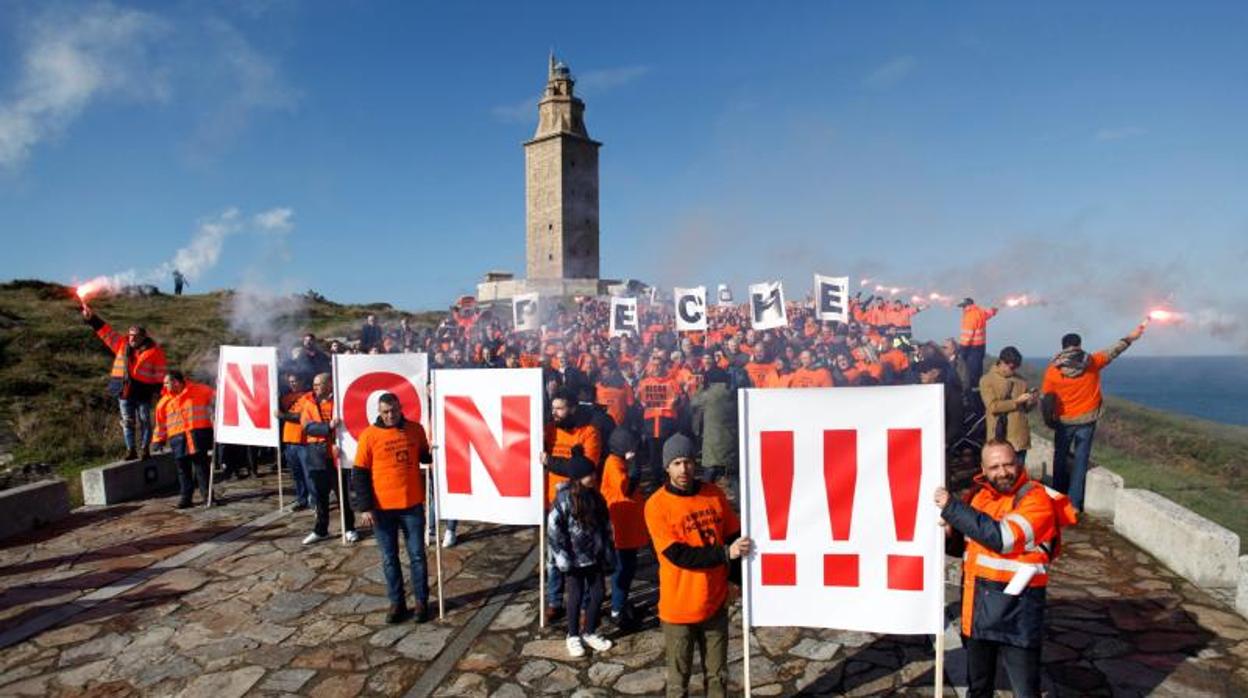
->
xmin=1 ymin=1 xmax=1246 ymax=355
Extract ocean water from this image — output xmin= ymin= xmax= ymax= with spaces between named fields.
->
xmin=1026 ymin=355 xmax=1248 ymax=427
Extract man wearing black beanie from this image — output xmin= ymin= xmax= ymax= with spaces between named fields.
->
xmin=645 ymin=433 xmax=752 ymax=698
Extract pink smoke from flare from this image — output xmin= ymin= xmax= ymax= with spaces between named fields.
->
xmin=1147 ymin=309 xmax=1180 ymax=323
xmin=1003 ymin=294 xmax=1039 ymax=308
xmin=74 ymin=276 xmax=124 ymax=303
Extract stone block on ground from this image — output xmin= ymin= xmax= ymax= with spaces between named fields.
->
xmin=1114 ymin=488 xmax=1239 ymax=589
xmin=81 ymin=454 xmax=179 ymax=505
xmin=0 ymin=478 xmax=71 ymax=539
xmin=1238 ymin=556 xmax=1248 ymax=620
xmin=1084 ymin=467 xmax=1124 ymax=519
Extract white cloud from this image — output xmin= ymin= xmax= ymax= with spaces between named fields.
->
xmin=577 ymin=64 xmax=651 ymax=93
xmin=0 ymin=3 xmax=169 ymax=169
xmin=185 ymin=18 xmax=299 ymax=160
xmin=1095 ymin=126 xmax=1148 ymax=142
xmin=862 ymin=55 xmax=917 ymax=90
xmin=491 ymin=97 xmax=538 ymax=124
xmin=254 ymin=206 xmax=294 ymax=233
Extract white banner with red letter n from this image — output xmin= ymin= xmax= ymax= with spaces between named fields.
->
xmin=215 ymin=346 xmax=279 ymax=447
xmin=432 ymin=368 xmax=544 ymax=526
xmin=740 ymin=384 xmax=946 ymax=635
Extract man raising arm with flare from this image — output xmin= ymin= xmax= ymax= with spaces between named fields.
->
xmin=1040 ymin=320 xmax=1146 ymax=511
xmin=82 ymin=305 xmax=167 ymax=461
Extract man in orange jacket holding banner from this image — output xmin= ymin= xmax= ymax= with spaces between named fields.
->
xmin=153 ymin=370 xmax=215 ymax=509
xmin=935 ymin=440 xmax=1077 ymax=698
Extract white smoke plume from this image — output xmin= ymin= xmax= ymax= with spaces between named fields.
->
xmin=74 ymin=206 xmax=294 ymax=300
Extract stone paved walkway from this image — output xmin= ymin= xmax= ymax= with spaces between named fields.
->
xmin=1 ymin=470 xmax=1247 ymax=697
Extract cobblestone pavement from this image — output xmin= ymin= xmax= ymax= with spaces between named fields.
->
xmin=1 ymin=470 xmax=1247 ymax=697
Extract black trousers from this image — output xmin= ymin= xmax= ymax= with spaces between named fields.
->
xmin=565 ymin=566 xmax=605 ymax=637
xmin=965 ymin=635 xmax=1040 ymax=698
xmin=308 ymin=468 xmax=355 ymax=536
xmin=175 ymin=452 xmax=211 ymax=504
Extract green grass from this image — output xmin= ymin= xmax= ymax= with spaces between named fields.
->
xmin=0 ymin=280 xmax=442 ymax=504
xmin=1029 ymin=396 xmax=1248 ymax=553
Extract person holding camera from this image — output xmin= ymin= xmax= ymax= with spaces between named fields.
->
xmin=979 ymin=346 xmax=1035 ymax=464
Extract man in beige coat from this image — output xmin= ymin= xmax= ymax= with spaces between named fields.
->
xmin=979 ymin=346 xmax=1036 ymax=464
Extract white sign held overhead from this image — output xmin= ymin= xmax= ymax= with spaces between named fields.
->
xmin=513 ymin=292 xmax=540 ymax=332
xmin=717 ymin=283 xmax=734 ymax=307
xmin=610 ymin=297 xmax=639 ymax=337
xmin=748 ymin=281 xmax=787 ymax=330
xmin=814 ymin=274 xmax=850 ymax=323
xmin=432 ymin=368 xmax=544 ymax=526
xmin=332 ymin=353 xmax=429 ymax=468
xmin=739 ymin=384 xmax=946 ymax=635
xmin=215 ymin=346 xmax=279 ymax=447
xmin=674 ymin=286 xmax=707 ymax=332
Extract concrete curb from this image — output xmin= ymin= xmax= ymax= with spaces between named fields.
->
xmin=1035 ymin=428 xmax=1247 ymax=617
xmin=81 ymin=454 xmax=179 ymax=505
xmin=0 ymin=478 xmax=71 ymax=540
xmin=1113 ymin=488 xmax=1239 ymax=589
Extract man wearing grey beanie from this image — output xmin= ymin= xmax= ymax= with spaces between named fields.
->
xmin=645 ymin=433 xmax=752 ymax=698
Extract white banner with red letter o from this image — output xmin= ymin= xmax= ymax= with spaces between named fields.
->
xmin=332 ymin=353 xmax=429 ymax=468
xmin=740 ymin=384 xmax=945 ymax=635
xmin=215 ymin=346 xmax=279 ymax=447
xmin=432 ymin=368 xmax=544 ymax=526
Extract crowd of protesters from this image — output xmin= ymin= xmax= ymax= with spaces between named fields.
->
xmin=84 ymin=288 xmax=1147 ymax=696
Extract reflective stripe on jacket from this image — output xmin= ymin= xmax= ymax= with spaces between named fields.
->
xmin=154 ymin=382 xmax=215 ymax=456
xmin=958 ymin=305 xmax=997 ymax=347
xmin=942 ymin=472 xmax=1076 ymax=648
xmin=96 ymin=323 xmax=167 ymax=395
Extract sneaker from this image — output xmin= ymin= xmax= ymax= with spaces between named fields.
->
xmin=123 ymin=449 xmax=138 ymax=461
xmin=583 ymin=633 xmax=613 ymax=652
xmin=385 ymin=604 xmax=410 ymax=624
xmin=291 ymin=501 xmax=309 ymax=511
xmin=344 ymin=530 xmax=360 ymax=544
xmin=442 ymin=529 xmax=457 ymax=548
xmin=544 ymin=606 xmax=564 ymax=625
xmin=140 ymin=447 xmax=151 ymax=461
xmin=174 ymin=500 xmax=193 ymax=510
xmin=302 ymin=532 xmax=329 ymax=545
xmin=412 ymin=600 xmax=428 ymax=623
xmin=565 ymin=635 xmax=586 ymax=658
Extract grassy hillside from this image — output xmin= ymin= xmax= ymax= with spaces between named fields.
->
xmin=1029 ymin=394 xmax=1248 ymax=551
xmin=0 ymin=280 xmax=442 ymax=502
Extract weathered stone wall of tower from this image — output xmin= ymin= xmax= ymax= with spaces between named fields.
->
xmin=525 ymin=136 xmax=563 ymax=279
xmin=560 ymin=138 xmax=599 ymax=279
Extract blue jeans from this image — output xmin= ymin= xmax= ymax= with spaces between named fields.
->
xmin=1053 ymin=422 xmax=1097 ymax=511
xmin=118 ymin=397 xmax=153 ymax=452
xmin=424 ymin=490 xmax=458 ymax=538
xmin=547 ymin=560 xmax=564 ymax=609
xmin=611 ymin=548 xmax=639 ymax=615
xmin=372 ymin=505 xmax=429 ymax=606
xmin=283 ymin=444 xmax=310 ymax=506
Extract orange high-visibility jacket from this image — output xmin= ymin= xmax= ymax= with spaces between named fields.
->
xmin=959 ymin=305 xmax=998 ymax=347
xmin=544 ymin=420 xmax=603 ymax=507
xmin=942 ymin=472 xmax=1077 ymax=648
xmin=95 ymin=323 xmax=167 ymax=396
xmin=154 ymin=381 xmax=215 ymax=455
xmin=601 ymin=453 xmax=649 ymax=550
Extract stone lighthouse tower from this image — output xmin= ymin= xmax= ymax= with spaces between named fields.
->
xmin=526 ymin=54 xmax=602 ymax=281
xmin=477 ymin=54 xmax=606 ymax=302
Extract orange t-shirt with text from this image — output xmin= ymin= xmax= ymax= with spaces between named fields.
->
xmin=354 ymin=421 xmax=430 ymax=510
xmin=645 ymin=482 xmax=740 ymax=624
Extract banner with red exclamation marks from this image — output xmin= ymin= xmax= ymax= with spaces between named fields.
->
xmin=741 ymin=384 xmax=945 ymax=636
